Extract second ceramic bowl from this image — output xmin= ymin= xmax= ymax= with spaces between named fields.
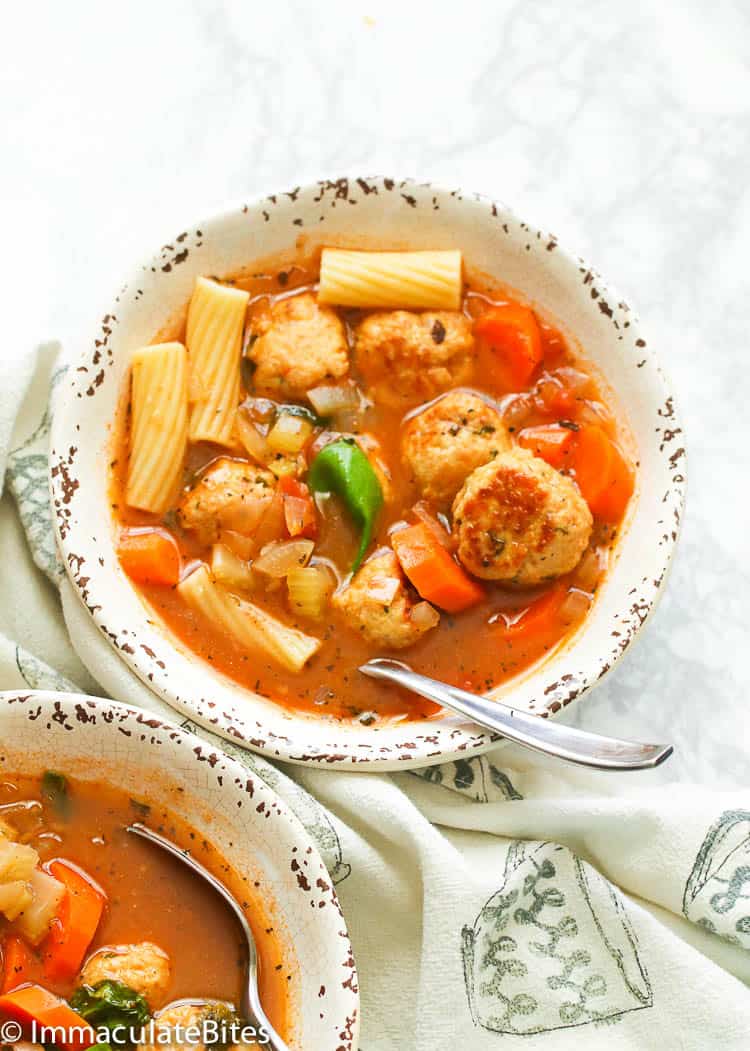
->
xmin=0 ymin=690 xmax=359 ymax=1048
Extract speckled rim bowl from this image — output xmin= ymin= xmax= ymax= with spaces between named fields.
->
xmin=0 ymin=690 xmax=359 ymax=1049
xmin=50 ymin=176 xmax=685 ymax=770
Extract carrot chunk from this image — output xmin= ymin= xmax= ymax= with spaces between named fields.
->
xmin=517 ymin=424 xmax=576 ymax=468
xmin=573 ymin=425 xmax=634 ymax=521
xmin=496 ymin=584 xmax=566 ymax=640
xmin=41 ymin=860 xmax=106 ymax=982
xmin=392 ymin=523 xmax=484 ymax=613
xmin=0 ymin=984 xmax=96 ymax=1051
xmin=118 ymin=528 xmax=181 ymax=586
xmin=474 ymin=304 xmax=543 ymax=391
xmin=1 ymin=936 xmax=35 ymax=993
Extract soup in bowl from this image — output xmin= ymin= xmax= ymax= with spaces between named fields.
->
xmin=50 ymin=178 xmax=685 ymax=768
xmin=0 ymin=691 xmax=359 ymax=1048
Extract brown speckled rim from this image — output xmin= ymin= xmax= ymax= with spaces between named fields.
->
xmin=0 ymin=689 xmax=360 ymax=1051
xmin=49 ymin=176 xmax=686 ymax=769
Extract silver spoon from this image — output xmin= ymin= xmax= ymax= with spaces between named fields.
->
xmin=126 ymin=821 xmax=288 ymax=1051
xmin=360 ymin=659 xmax=672 ymax=771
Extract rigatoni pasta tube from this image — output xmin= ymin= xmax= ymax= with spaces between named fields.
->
xmin=186 ymin=276 xmax=249 ymax=445
xmin=178 ymin=565 xmax=321 ymax=672
xmin=318 ymin=249 xmax=463 ymax=310
xmin=126 ymin=342 xmax=188 ymax=513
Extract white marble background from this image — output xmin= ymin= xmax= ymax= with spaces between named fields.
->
xmin=2 ymin=0 xmax=749 ymax=786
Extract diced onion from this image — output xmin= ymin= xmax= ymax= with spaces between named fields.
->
xmin=287 ymin=565 xmax=335 ymax=619
xmin=307 ymin=383 xmax=359 ymax=417
xmin=560 ymin=588 xmax=591 ymax=624
xmin=241 ymin=396 xmax=277 ymax=424
xmin=502 ymin=394 xmax=533 ymax=430
xmin=235 ymin=410 xmax=271 ymax=464
xmin=0 ymin=880 xmax=32 ymax=922
xmin=535 ymin=377 xmax=568 ymax=411
xmin=251 ymin=492 xmax=287 ymax=552
xmin=410 ymin=601 xmax=440 ymax=631
xmin=0 ymin=836 xmax=39 ymax=883
xmin=219 ymin=530 xmax=255 ymax=561
xmin=267 ymin=414 xmax=314 ymax=454
xmin=572 ymin=548 xmax=601 ymax=591
xmin=554 ymin=367 xmax=594 ymax=395
xmin=211 ymin=544 xmax=255 ymax=592
xmin=13 ymin=868 xmax=66 ymax=944
xmin=412 ymin=502 xmax=455 ymax=551
xmin=254 ymin=539 xmax=315 ymax=578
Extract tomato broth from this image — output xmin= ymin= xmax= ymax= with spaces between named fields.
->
xmin=111 ymin=252 xmax=634 ymax=724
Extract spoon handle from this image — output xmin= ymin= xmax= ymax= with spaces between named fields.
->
xmin=126 ymin=822 xmax=289 ymax=1051
xmin=360 ymin=659 xmax=672 ymax=771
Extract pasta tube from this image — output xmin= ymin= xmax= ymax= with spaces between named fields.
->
xmin=126 ymin=342 xmax=188 ymax=513
xmin=318 ymin=249 xmax=462 ymax=310
xmin=186 ymin=276 xmax=249 ymax=445
xmin=178 ymin=565 xmax=321 ymax=672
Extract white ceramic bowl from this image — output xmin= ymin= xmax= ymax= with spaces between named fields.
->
xmin=0 ymin=690 xmax=359 ymax=1049
xmin=50 ymin=177 xmax=685 ymax=769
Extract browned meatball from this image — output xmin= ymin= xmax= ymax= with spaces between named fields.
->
xmin=247 ymin=292 xmax=349 ymax=397
xmin=401 ymin=390 xmax=510 ymax=506
xmin=452 ymin=449 xmax=592 ymax=585
xmin=80 ymin=942 xmax=171 ymax=1008
xmin=353 ymin=310 xmax=475 ymax=408
xmin=332 ymin=550 xmax=439 ymax=648
xmin=177 ymin=457 xmax=275 ymax=545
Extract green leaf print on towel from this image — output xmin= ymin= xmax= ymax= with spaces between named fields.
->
xmin=462 ymin=841 xmax=652 ymax=1034
xmin=7 ymin=364 xmax=67 ymax=583
xmin=414 ymin=755 xmax=522 ymax=802
xmin=683 ymin=810 xmax=750 ymax=950
xmin=15 ymin=644 xmax=80 ymax=692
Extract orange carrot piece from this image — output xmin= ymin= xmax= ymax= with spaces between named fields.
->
xmin=497 ymin=584 xmax=567 ymax=640
xmin=0 ymin=983 xmax=96 ymax=1051
xmin=41 ymin=861 xmax=106 ymax=983
xmin=118 ymin=528 xmax=181 ymax=586
xmin=474 ymin=304 xmax=543 ymax=391
xmin=279 ymin=476 xmax=317 ymax=539
xmin=517 ymin=424 xmax=576 ymax=469
xmin=573 ymin=425 xmax=634 ymax=521
xmin=1 ymin=936 xmax=35 ymax=993
xmin=392 ymin=524 xmax=484 ymax=613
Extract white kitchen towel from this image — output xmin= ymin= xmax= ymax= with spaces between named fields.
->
xmin=2 ymin=344 xmax=750 ymax=1050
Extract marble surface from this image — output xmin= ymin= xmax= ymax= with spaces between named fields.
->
xmin=2 ymin=0 xmax=748 ymax=786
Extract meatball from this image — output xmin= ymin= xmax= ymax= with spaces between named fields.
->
xmin=178 ymin=457 xmax=275 ymax=545
xmin=80 ymin=942 xmax=171 ymax=1008
xmin=452 ymin=449 xmax=592 ymax=585
xmin=353 ymin=310 xmax=475 ymax=408
xmin=139 ymin=1002 xmax=210 ymax=1051
xmin=332 ymin=550 xmax=439 ymax=649
xmin=247 ymin=292 xmax=349 ymax=397
xmin=401 ymin=390 xmax=510 ymax=506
